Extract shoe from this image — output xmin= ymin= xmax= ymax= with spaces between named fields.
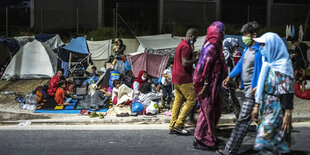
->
xmin=98 ymin=113 xmax=104 ymax=119
xmin=173 ymin=127 xmax=190 ymax=135
xmin=89 ymin=112 xmax=99 ymax=118
xmin=193 ymin=139 xmax=218 ymax=151
xmin=116 ymin=113 xmax=129 ymax=117
xmin=129 ymin=112 xmax=138 ymax=116
xmin=169 ymin=130 xmax=177 ymax=134
xmin=80 ymin=110 xmax=88 ymax=116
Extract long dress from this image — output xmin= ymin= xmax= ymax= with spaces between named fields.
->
xmin=193 ymin=42 xmax=227 ymax=147
xmin=254 ymin=69 xmax=294 ymax=153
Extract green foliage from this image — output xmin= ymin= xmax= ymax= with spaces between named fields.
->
xmin=87 ymin=27 xmax=113 ymax=41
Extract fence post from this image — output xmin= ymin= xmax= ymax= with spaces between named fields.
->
xmin=158 ymin=0 xmax=163 ymax=34
xmin=77 ymin=8 xmax=79 ymax=34
xmin=98 ymin=0 xmax=102 ymax=29
xmin=30 ymin=0 xmax=34 ymax=29
xmin=40 ymin=8 xmax=43 ymax=33
xmin=6 ymin=6 xmax=8 ymax=37
xmin=267 ymin=0 xmax=273 ymax=27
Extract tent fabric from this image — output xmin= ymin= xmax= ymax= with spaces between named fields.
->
xmin=127 ymin=52 xmax=169 ymax=78
xmin=35 ymin=34 xmax=56 ymax=42
xmin=1 ymin=40 xmax=57 ymax=80
xmin=14 ymin=36 xmax=35 ymax=48
xmin=87 ymin=40 xmax=112 ymax=60
xmin=0 ymin=42 xmax=11 ymax=67
xmin=42 ymin=34 xmax=64 ymax=51
xmin=63 ymin=37 xmax=89 ymax=54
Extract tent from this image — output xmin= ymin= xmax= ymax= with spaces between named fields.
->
xmin=36 ymin=34 xmax=64 ymax=51
xmin=0 ymin=40 xmax=12 ymax=68
xmin=131 ymin=34 xmax=205 ymax=56
xmin=60 ymin=37 xmax=90 ymax=76
xmin=1 ymin=40 xmax=57 ymax=80
xmin=87 ymin=40 xmax=112 ymax=68
xmin=127 ymin=52 xmax=169 ymax=78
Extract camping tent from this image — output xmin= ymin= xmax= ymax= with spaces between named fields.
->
xmin=36 ymin=34 xmax=64 ymax=51
xmin=1 ymin=40 xmax=57 ymax=80
xmin=0 ymin=41 xmax=12 ymax=68
xmin=127 ymin=52 xmax=169 ymax=78
xmin=63 ymin=37 xmax=89 ymax=55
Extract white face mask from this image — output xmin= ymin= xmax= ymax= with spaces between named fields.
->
xmin=142 ymin=76 xmax=147 ymax=81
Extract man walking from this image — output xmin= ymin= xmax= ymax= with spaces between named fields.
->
xmin=217 ymin=21 xmax=263 ymax=155
xmin=169 ymin=28 xmax=198 ymax=135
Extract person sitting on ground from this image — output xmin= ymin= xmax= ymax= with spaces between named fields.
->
xmin=65 ymin=80 xmax=75 ymax=98
xmin=139 ymin=82 xmax=162 ymax=108
xmin=292 ymin=37 xmax=309 ymax=80
xmin=55 ymin=80 xmax=70 ymax=105
xmin=91 ymin=66 xmax=97 ymax=77
xmin=132 ymin=70 xmax=148 ymax=96
xmin=112 ymin=80 xmax=121 ymax=105
xmin=113 ymin=39 xmax=126 ymax=57
xmin=157 ymin=62 xmax=173 ymax=109
xmin=48 ymin=68 xmax=65 ymax=97
xmin=100 ymin=86 xmax=111 ymax=96
xmin=294 ymin=73 xmax=310 ymax=100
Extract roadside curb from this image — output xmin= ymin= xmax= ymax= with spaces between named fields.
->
xmin=1 ymin=114 xmax=309 ymax=126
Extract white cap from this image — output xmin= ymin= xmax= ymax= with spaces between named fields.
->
xmin=253 ymin=35 xmax=266 ymax=43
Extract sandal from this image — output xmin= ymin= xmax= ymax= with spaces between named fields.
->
xmin=215 ymin=149 xmax=225 ymax=155
xmin=80 ymin=110 xmax=88 ymax=115
xmin=89 ymin=112 xmax=99 ymax=118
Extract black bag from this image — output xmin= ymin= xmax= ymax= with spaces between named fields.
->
xmin=297 ymin=46 xmax=309 ymax=69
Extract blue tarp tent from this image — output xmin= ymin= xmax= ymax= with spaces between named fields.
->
xmin=62 ymin=37 xmax=89 ymax=54
xmin=35 ymin=34 xmax=56 ymax=42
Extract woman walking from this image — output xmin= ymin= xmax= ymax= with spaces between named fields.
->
xmin=252 ymin=32 xmax=294 ymax=154
xmin=193 ymin=21 xmax=227 ymax=151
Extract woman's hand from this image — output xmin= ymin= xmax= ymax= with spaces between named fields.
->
xmin=282 ymin=110 xmax=292 ymax=134
xmin=251 ymin=103 xmax=259 ymax=122
xmin=251 ymin=87 xmax=257 ymax=96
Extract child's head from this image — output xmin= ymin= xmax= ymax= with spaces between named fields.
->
xmin=91 ymin=66 xmax=97 ymax=72
xmin=101 ymin=86 xmax=107 ymax=91
xmin=58 ymin=80 xmax=66 ymax=88
xmin=113 ymin=80 xmax=121 ymax=88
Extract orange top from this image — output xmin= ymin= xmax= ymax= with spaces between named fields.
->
xmin=55 ymin=88 xmax=65 ymax=105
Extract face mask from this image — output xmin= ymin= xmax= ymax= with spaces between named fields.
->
xmin=242 ymin=36 xmax=252 ymax=46
xmin=260 ymin=46 xmax=267 ymax=57
xmin=142 ymin=76 xmax=147 ymax=81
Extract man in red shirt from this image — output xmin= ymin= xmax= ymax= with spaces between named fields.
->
xmin=170 ymin=28 xmax=198 ymax=135
xmin=48 ymin=68 xmax=65 ymax=97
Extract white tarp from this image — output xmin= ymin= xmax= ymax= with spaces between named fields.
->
xmin=131 ymin=34 xmax=205 ymax=56
xmin=42 ymin=34 xmax=64 ymax=50
xmin=1 ymin=40 xmax=57 ymax=80
xmin=87 ymin=40 xmax=112 ymax=60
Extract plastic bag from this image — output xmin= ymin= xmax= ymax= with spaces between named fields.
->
xmin=145 ymin=101 xmax=159 ymax=115
xmin=132 ymin=102 xmax=144 ymax=113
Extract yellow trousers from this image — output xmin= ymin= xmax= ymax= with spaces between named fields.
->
xmin=169 ymin=83 xmax=197 ymax=130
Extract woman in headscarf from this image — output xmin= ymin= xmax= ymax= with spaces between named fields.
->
xmin=193 ymin=21 xmax=227 ymax=150
xmin=251 ymin=32 xmax=294 ymax=154
xmin=132 ymin=70 xmax=148 ymax=95
xmin=222 ymin=38 xmax=241 ymax=118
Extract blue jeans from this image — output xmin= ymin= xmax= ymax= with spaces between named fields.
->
xmin=162 ymin=85 xmax=173 ymax=105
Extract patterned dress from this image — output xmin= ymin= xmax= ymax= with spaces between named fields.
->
xmin=254 ymin=68 xmax=294 ymax=153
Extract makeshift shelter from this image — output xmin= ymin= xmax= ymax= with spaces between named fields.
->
xmin=36 ymin=34 xmax=64 ymax=51
xmin=87 ymin=40 xmax=112 ymax=68
xmin=60 ymin=37 xmax=90 ymax=77
xmin=1 ymin=40 xmax=58 ymax=80
xmin=0 ymin=40 xmax=12 ymax=68
xmin=127 ymin=52 xmax=169 ymax=78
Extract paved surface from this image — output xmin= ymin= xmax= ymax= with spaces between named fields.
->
xmin=0 ymin=123 xmax=310 ymax=155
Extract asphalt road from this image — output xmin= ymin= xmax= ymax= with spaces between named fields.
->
xmin=0 ymin=124 xmax=309 ymax=155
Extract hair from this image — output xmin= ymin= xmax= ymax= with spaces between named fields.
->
xmin=57 ymin=68 xmax=64 ymax=73
xmin=240 ymin=21 xmax=259 ymax=35
xmin=91 ymin=66 xmax=97 ymax=70
xmin=186 ymin=28 xmax=198 ymax=36
xmin=113 ymin=79 xmax=121 ymax=87
xmin=58 ymin=80 xmax=66 ymax=87
xmin=291 ymin=37 xmax=299 ymax=43
xmin=117 ymin=39 xmax=123 ymax=46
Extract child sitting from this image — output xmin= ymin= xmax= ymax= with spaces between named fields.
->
xmin=112 ymin=80 xmax=121 ymax=105
xmin=55 ymin=80 xmax=70 ymax=105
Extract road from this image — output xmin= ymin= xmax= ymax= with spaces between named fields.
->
xmin=0 ymin=123 xmax=309 ymax=155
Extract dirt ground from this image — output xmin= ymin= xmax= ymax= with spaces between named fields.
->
xmin=0 ymin=79 xmax=50 ymax=121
